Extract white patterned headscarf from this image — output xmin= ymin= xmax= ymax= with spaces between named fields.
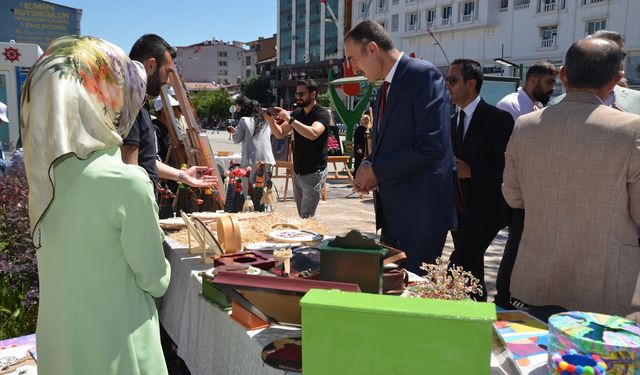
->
xmin=20 ymin=36 xmax=147 ymax=247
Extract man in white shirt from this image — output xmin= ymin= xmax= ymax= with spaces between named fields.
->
xmin=494 ymin=61 xmax=557 ymax=309
xmin=497 ymin=61 xmax=558 ymax=121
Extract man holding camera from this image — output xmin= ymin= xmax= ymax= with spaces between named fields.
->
xmin=266 ymin=79 xmax=331 ymax=218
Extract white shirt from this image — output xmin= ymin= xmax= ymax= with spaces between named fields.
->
xmin=383 ymin=52 xmax=404 ymax=99
xmin=496 ymin=87 xmax=543 ymax=121
xmin=457 ymin=95 xmax=481 ymax=140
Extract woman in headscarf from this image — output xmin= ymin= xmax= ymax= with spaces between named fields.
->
xmin=21 ymin=35 xmax=170 ymax=374
xmin=227 ymin=96 xmax=275 ymax=199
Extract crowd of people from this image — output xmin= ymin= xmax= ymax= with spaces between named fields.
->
xmin=12 ymin=17 xmax=640 ymax=374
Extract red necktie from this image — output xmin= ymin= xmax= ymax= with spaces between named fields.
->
xmin=377 ymin=80 xmax=390 ymax=132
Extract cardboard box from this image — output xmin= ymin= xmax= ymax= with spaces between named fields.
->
xmin=300 ymin=289 xmax=496 ymax=375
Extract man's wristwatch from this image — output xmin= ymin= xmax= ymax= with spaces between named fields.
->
xmin=178 ymin=172 xmax=185 ymax=182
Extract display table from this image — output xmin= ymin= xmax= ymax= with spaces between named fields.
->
xmin=158 ymin=236 xmax=524 ymax=375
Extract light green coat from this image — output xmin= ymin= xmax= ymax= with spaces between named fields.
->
xmin=36 ymin=147 xmax=170 ymax=375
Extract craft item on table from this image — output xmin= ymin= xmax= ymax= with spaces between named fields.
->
xmin=192 ymin=217 xmax=222 ymax=263
xmin=261 ymin=337 xmax=302 ymax=372
xmin=548 ymin=311 xmax=640 ymax=375
xmin=159 ymin=215 xmax=186 ymax=230
xmin=224 ymin=164 xmax=248 ymax=213
xmin=260 ymin=180 xmax=277 ymax=212
xmin=379 ymin=243 xmax=408 ymax=295
xmin=201 ymin=266 xmax=263 ymax=310
xmin=180 ymin=210 xmax=205 ymax=255
xmin=211 ymin=271 xmax=360 ymax=328
xmin=319 ymin=230 xmax=388 ymax=294
xmin=213 ymin=251 xmax=276 ymax=271
xmin=300 ymin=289 xmax=496 ymax=375
xmin=550 ymin=350 xmax=608 ymax=375
xmin=217 ymin=150 xmax=231 ymax=156
xmin=237 ymin=213 xmax=327 ymax=245
xmin=493 ymin=310 xmax=549 ymax=374
xmin=242 ymin=196 xmax=254 ymax=212
xmin=273 ymin=248 xmax=293 ymax=276
xmin=252 ymin=162 xmax=266 ymax=212
xmin=0 ymin=338 xmax=37 ymax=374
xmin=216 ymin=214 xmax=241 ymax=254
xmin=403 ymin=257 xmax=483 ymax=300
xmin=244 ymin=242 xmax=297 ymax=253
xmin=268 ymin=229 xmax=323 ymax=243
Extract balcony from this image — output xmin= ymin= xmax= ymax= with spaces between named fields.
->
xmin=426 ymin=21 xmax=434 ymax=27
xmin=441 ymin=18 xmax=450 ymax=25
xmin=462 ymin=13 xmax=473 ymax=22
xmin=540 ymin=37 xmax=556 ymax=48
xmin=407 ymin=23 xmax=417 ymax=31
xmin=514 ymin=0 xmax=530 ymax=9
xmin=543 ymin=2 xmax=556 ymax=11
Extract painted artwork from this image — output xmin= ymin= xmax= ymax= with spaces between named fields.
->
xmin=494 ymin=310 xmax=549 ymax=374
xmin=271 ymin=135 xmax=290 ymax=161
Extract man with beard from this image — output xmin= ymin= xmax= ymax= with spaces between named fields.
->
xmin=122 ymin=34 xmax=215 ymax=191
xmin=266 ymin=79 xmax=331 ymax=218
xmin=497 ymin=60 xmax=557 ymax=121
xmin=493 ymin=60 xmax=557 ymax=309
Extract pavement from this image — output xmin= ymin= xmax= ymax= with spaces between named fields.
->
xmin=206 ymin=130 xmax=508 ymax=300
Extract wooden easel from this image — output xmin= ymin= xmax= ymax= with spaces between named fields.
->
xmin=160 ymin=69 xmax=226 ymax=208
xmin=273 ymin=134 xmax=294 ymax=202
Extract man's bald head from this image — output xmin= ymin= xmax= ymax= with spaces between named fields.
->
xmin=564 ymin=38 xmax=623 ymax=90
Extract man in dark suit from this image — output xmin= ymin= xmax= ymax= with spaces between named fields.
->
xmin=446 ymin=59 xmax=514 ymax=300
xmin=346 ymin=20 xmax=456 ymax=274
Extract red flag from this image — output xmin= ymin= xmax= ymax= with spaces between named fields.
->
xmin=194 ymin=45 xmax=202 ymax=54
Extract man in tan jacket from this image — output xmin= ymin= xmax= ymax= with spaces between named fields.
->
xmin=502 ymin=37 xmax=640 ymax=316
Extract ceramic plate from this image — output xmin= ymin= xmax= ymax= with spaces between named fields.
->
xmin=268 ymin=229 xmax=323 ymax=243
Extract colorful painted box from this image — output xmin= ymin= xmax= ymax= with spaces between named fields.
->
xmin=318 ymin=244 xmax=387 ymax=293
xmin=548 ymin=311 xmax=640 ymax=375
xmin=300 ymin=289 xmax=496 ymax=375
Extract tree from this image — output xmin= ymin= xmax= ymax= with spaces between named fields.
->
xmin=242 ymin=76 xmax=273 ymax=105
xmin=190 ymin=89 xmax=234 ymax=125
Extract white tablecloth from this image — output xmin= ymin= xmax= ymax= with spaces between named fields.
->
xmin=158 ymin=237 xmax=524 ymax=375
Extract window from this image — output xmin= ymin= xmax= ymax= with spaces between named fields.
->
xmin=391 ymin=14 xmax=399 ymax=32
xmin=377 ymin=0 xmax=386 ymax=13
xmin=586 ymin=19 xmax=606 ymax=35
xmin=582 ymin=0 xmax=605 ymax=4
xmin=246 ymin=69 xmax=251 ymax=77
xmin=538 ymin=0 xmax=565 ymax=12
xmin=540 ymin=25 xmax=557 ymax=48
xmin=441 ymin=5 xmax=452 ymax=25
xmin=514 ymin=0 xmax=530 ymax=9
xmin=218 ymin=51 xmax=228 ymax=57
xmin=359 ymin=1 xmax=367 ymax=17
xmin=426 ymin=9 xmax=435 ymax=26
xmin=219 ymin=60 xmax=228 ymax=66
xmin=219 ymin=69 xmax=228 ymax=75
xmin=406 ymin=12 xmax=419 ymax=31
xmin=462 ymin=1 xmax=475 ymax=22
xmin=246 ymin=56 xmax=251 ymax=65
xmin=500 ymin=0 xmax=509 ymax=9
xmin=392 ymin=0 xmax=398 ymax=4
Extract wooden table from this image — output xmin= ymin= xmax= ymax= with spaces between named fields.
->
xmin=327 ymin=155 xmax=353 ymax=181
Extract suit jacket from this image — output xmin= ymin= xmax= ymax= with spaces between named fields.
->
xmin=502 ymin=91 xmax=640 ymax=315
xmin=370 ymin=54 xmax=456 ymax=240
xmin=452 ymin=99 xmax=514 ymax=229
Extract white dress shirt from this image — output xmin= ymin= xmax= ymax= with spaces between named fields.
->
xmin=458 ymin=95 xmax=481 ymax=140
xmin=496 ymin=87 xmax=543 ymax=121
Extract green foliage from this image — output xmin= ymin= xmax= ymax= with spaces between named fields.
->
xmin=190 ymin=89 xmax=234 ymax=123
xmin=318 ymin=92 xmax=333 ymax=108
xmin=0 ymin=156 xmax=39 ymax=339
xmin=242 ymin=76 xmax=273 ymax=105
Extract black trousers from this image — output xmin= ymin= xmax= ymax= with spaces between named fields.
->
xmin=449 ymin=222 xmax=502 ymax=301
xmin=380 ymin=230 xmax=448 ymax=275
xmin=495 ymin=208 xmax=525 ymax=303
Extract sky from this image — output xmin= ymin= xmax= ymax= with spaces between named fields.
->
xmin=52 ymin=0 xmax=277 ymax=50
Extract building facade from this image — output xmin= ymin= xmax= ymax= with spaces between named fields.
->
xmin=175 ymin=39 xmax=244 ymax=86
xmin=244 ymin=35 xmax=277 ymax=80
xmin=352 ymin=0 xmax=639 ymax=88
xmin=276 ymin=0 xmax=353 ymax=107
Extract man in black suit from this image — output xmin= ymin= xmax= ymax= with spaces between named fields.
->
xmin=446 ymin=59 xmax=514 ymax=300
